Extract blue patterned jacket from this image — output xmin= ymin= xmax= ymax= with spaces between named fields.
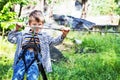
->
xmin=8 ymin=30 xmax=64 ymax=72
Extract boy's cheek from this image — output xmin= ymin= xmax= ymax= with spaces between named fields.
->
xmin=36 ymin=28 xmax=40 ymax=32
xmin=36 ymin=28 xmax=43 ymax=33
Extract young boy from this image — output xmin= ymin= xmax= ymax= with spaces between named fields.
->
xmin=8 ymin=10 xmax=70 ymax=80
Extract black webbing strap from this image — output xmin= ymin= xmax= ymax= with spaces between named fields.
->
xmin=16 ymin=47 xmax=28 ymax=71
xmin=33 ymin=36 xmax=48 ymax=80
xmin=34 ymin=51 xmax=48 ymax=80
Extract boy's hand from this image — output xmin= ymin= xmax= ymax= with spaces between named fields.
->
xmin=15 ymin=22 xmax=23 ymax=31
xmin=61 ymin=27 xmax=70 ymax=38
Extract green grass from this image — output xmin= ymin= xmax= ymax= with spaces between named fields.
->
xmin=48 ymin=50 xmax=120 ymax=80
xmin=0 ymin=32 xmax=120 ymax=80
xmin=0 ymin=37 xmax=14 ymax=80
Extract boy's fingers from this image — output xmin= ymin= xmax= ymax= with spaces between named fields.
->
xmin=16 ymin=22 xmax=23 ymax=27
xmin=15 ymin=22 xmax=24 ymax=31
xmin=61 ymin=27 xmax=70 ymax=32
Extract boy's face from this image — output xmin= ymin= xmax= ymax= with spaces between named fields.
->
xmin=29 ymin=19 xmax=44 ymax=33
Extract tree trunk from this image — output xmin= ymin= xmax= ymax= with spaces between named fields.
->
xmin=18 ymin=3 xmax=23 ymax=17
xmin=39 ymin=0 xmax=44 ymax=13
xmin=43 ymin=0 xmax=47 ymax=13
xmin=81 ymin=0 xmax=88 ymax=19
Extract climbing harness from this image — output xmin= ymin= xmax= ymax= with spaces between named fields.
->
xmin=16 ymin=32 xmax=47 ymax=80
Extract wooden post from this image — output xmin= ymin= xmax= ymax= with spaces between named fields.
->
xmin=18 ymin=3 xmax=23 ymax=17
xmin=39 ymin=0 xmax=44 ymax=13
xmin=81 ymin=0 xmax=88 ymax=19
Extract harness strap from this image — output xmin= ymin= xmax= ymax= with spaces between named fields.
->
xmin=32 ymin=34 xmax=48 ymax=80
xmin=25 ymin=58 xmax=35 ymax=72
xmin=16 ymin=47 xmax=28 ymax=71
xmin=34 ymin=51 xmax=48 ymax=80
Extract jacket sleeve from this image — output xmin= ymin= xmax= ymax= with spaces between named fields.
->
xmin=47 ymin=34 xmax=65 ymax=46
xmin=8 ymin=30 xmax=21 ymax=44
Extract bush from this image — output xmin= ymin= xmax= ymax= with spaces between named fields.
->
xmin=77 ymin=34 xmax=120 ymax=53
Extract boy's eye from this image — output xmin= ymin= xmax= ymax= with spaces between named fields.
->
xmin=33 ymin=24 xmax=37 ymax=26
xmin=38 ymin=23 xmax=42 ymax=26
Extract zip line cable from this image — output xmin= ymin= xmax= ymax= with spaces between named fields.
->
xmin=1 ymin=21 xmax=120 ymax=33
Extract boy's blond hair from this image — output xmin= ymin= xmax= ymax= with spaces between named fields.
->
xmin=29 ymin=10 xmax=45 ymax=24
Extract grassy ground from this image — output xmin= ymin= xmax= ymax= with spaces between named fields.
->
xmin=0 ymin=31 xmax=120 ymax=80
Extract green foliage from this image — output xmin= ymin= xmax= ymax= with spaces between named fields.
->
xmin=0 ymin=37 xmax=16 ymax=56
xmin=10 ymin=0 xmax=29 ymax=5
xmin=0 ymin=2 xmax=16 ymax=22
xmin=89 ymin=0 xmax=119 ymax=15
xmin=81 ymin=34 xmax=114 ymax=53
xmin=0 ymin=56 xmax=13 ymax=80
xmin=0 ymin=32 xmax=120 ymax=80
xmin=0 ymin=38 xmax=14 ymax=80
xmin=0 ymin=1 xmax=15 ymax=32
xmin=113 ymin=36 xmax=120 ymax=53
xmin=0 ymin=0 xmax=31 ymax=36
xmin=0 ymin=2 xmax=16 ymax=36
xmin=47 ymin=50 xmax=120 ymax=80
xmin=76 ymin=33 xmax=120 ymax=53
xmin=115 ymin=7 xmax=120 ymax=15
xmin=0 ymin=0 xmax=8 ymax=11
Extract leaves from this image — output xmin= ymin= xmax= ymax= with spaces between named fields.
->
xmin=89 ymin=0 xmax=119 ymax=15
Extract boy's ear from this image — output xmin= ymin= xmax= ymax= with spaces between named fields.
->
xmin=28 ymin=21 xmax=31 ymax=26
